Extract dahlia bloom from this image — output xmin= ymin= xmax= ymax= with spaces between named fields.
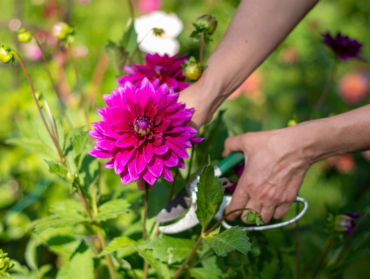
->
xmin=322 ymin=31 xmax=367 ymax=62
xmin=118 ymin=53 xmax=190 ymax=92
xmin=88 ymin=78 xmax=203 ymax=185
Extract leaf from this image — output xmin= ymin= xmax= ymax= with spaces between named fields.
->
xmin=204 ymin=226 xmax=251 ymax=257
xmin=79 ymin=152 xmax=99 ymax=192
xmin=50 ymin=200 xmax=86 ymax=218
xmin=196 ymin=110 xmax=228 ymax=166
xmin=45 ymin=160 xmax=73 ymax=183
xmin=196 ymin=165 xmax=224 ymax=228
xmin=35 ymin=115 xmax=57 ymax=153
xmin=132 ymin=244 xmax=171 ymax=279
xmin=64 ymin=126 xmax=85 ymax=152
xmin=99 ymin=236 xmax=136 ymax=257
xmin=25 ymin=236 xmax=41 ymax=272
xmin=190 ymin=267 xmax=224 ymax=279
xmin=94 ymin=199 xmax=130 ymax=221
xmin=30 ymin=216 xmax=86 ymax=235
xmin=71 ymin=132 xmax=89 ymax=159
xmin=119 ymin=21 xmax=138 ymax=56
xmin=56 ymin=242 xmax=94 ymax=279
xmin=142 ymin=235 xmax=196 ymax=264
xmin=104 ymin=40 xmax=128 ymax=74
xmin=148 ymin=181 xmax=169 ymax=219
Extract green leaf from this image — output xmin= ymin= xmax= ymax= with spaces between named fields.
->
xmin=34 ymin=116 xmax=57 ymax=153
xmin=79 ymin=152 xmax=99 ymax=192
xmin=25 ymin=236 xmax=41 ymax=272
xmin=142 ymin=235 xmax=196 ymax=264
xmin=99 ymin=236 xmax=136 ymax=257
xmin=45 ymin=160 xmax=73 ymax=183
xmin=190 ymin=267 xmax=224 ymax=279
xmin=196 ymin=165 xmax=224 ymax=228
xmin=30 ymin=216 xmax=86 ymax=235
xmin=50 ymin=200 xmax=86 ymax=218
xmin=119 ymin=22 xmax=138 ymax=56
xmin=196 ymin=110 xmax=228 ymax=166
xmin=64 ymin=126 xmax=85 ymax=152
xmin=104 ymin=40 xmax=129 ymax=74
xmin=204 ymin=226 xmax=251 ymax=257
xmin=148 ymin=181 xmax=169 ymax=219
xmin=56 ymin=242 xmax=94 ymax=279
xmin=132 ymin=244 xmax=171 ymax=279
xmin=71 ymin=132 xmax=88 ymax=159
xmin=94 ymin=199 xmax=130 ymax=221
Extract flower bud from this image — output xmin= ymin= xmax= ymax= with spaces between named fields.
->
xmin=183 ymin=63 xmax=202 ymax=81
xmin=52 ymin=22 xmax=73 ymax=41
xmin=334 ymin=212 xmax=359 ymax=233
xmin=287 ymin=119 xmax=298 ymax=127
xmin=196 ymin=15 xmax=218 ymax=35
xmin=17 ymin=28 xmax=33 ymax=43
xmin=0 ymin=45 xmax=15 ymax=64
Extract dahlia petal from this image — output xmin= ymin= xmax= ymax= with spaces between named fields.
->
xmin=96 ymin=108 xmax=110 ymax=122
xmin=152 ymin=79 xmax=160 ymax=89
xmin=120 ymin=168 xmax=132 ymax=185
xmin=109 ymin=107 xmax=125 ymax=121
xmin=116 ymin=123 xmax=134 ymax=133
xmin=153 ymin=144 xmax=169 ymax=155
xmin=166 ymin=103 xmax=183 ymax=116
xmin=134 ymin=104 xmax=145 ymax=117
xmin=121 ymin=147 xmax=136 ymax=166
xmin=137 ymin=87 xmax=148 ymax=110
xmin=143 ymin=142 xmax=154 ymax=163
xmin=143 ymin=169 xmax=156 ymax=185
xmin=165 ymin=93 xmax=179 ymax=107
xmin=154 ymin=92 xmax=166 ymax=107
xmin=167 ymin=131 xmax=190 ymax=142
xmin=145 ymin=97 xmax=155 ymax=115
xmin=88 ymin=129 xmax=103 ymax=139
xmin=182 ymin=140 xmax=192 ymax=148
xmin=123 ymin=66 xmax=138 ymax=75
xmin=155 ymin=119 xmax=171 ymax=132
xmin=184 ymin=126 xmax=198 ymax=137
xmin=128 ymin=156 xmax=139 ymax=181
xmin=163 ymin=150 xmax=179 ymax=167
xmin=96 ymin=139 xmax=116 ymax=151
xmin=148 ymin=155 xmax=164 ymax=178
xmin=166 ymin=138 xmax=189 ymax=159
xmin=165 ymin=126 xmax=184 ymax=134
xmin=170 ymin=117 xmax=186 ymax=127
xmin=117 ymin=134 xmax=136 ymax=148
xmin=163 ymin=77 xmax=179 ymax=90
xmin=191 ymin=137 xmax=204 ymax=144
xmin=114 ymin=151 xmax=125 ymax=174
xmin=154 ymin=115 xmax=162 ymax=126
xmin=88 ymin=149 xmax=112 ymax=159
xmin=134 ymin=137 xmax=145 ymax=148
xmin=105 ymin=158 xmax=115 ymax=169
xmin=152 ymin=132 xmax=164 ymax=146
xmin=149 ymin=105 xmax=165 ymax=121
xmin=136 ymin=147 xmax=146 ymax=174
xmin=122 ymin=110 xmax=135 ymax=123
xmin=103 ymin=94 xmax=115 ymax=108
xmin=162 ymin=167 xmax=174 ymax=182
xmin=123 ymin=81 xmax=137 ymax=98
xmin=177 ymin=158 xmax=185 ymax=169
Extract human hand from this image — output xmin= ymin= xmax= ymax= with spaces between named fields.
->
xmin=223 ymin=128 xmax=311 ymax=223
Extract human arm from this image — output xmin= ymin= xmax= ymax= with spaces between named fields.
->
xmin=222 ymin=105 xmax=370 ymax=223
xmin=179 ymin=0 xmax=319 ymax=128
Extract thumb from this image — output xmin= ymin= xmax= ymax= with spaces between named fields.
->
xmin=222 ymin=135 xmax=244 ymax=158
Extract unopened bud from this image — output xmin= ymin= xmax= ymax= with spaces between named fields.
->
xmin=196 ymin=15 xmax=218 ymax=35
xmin=0 ymin=45 xmax=15 ymax=64
xmin=52 ymin=22 xmax=73 ymax=41
xmin=334 ymin=212 xmax=359 ymax=233
xmin=183 ymin=63 xmax=202 ymax=81
xmin=287 ymin=119 xmax=298 ymax=127
xmin=17 ymin=28 xmax=33 ymax=43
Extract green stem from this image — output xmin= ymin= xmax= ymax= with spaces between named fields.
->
xmin=143 ymin=183 xmax=149 ymax=279
xmin=127 ymin=0 xmax=135 ymax=20
xmin=189 ymin=251 xmax=214 ymax=269
xmin=312 ymin=236 xmax=334 ymax=278
xmin=186 ymin=148 xmax=195 ymax=182
xmin=33 ymin=33 xmax=73 ymax=128
xmin=12 ymin=51 xmax=65 ymax=164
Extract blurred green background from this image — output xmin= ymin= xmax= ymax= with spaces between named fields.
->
xmin=0 ymin=0 xmax=370 ymax=278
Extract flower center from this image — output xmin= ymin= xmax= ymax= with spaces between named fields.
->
xmin=134 ymin=116 xmax=152 ymax=136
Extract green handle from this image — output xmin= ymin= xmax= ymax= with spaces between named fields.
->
xmin=216 ymin=152 xmax=245 ymax=176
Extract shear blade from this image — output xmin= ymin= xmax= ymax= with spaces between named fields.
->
xmin=155 ymin=188 xmax=191 ymax=222
xmin=159 ymin=204 xmax=199 ymax=234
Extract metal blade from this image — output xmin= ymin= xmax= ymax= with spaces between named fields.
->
xmin=155 ymin=188 xmax=191 ymax=222
xmin=159 ymin=204 xmax=199 ymax=234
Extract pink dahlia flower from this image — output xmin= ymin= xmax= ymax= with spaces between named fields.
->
xmin=117 ymin=53 xmax=190 ymax=92
xmin=88 ymin=78 xmax=203 ymax=185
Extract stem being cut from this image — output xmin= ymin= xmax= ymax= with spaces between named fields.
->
xmin=142 ymin=183 xmax=150 ymax=279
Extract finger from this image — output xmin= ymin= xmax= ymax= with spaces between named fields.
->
xmin=222 ymin=135 xmax=244 ymax=158
xmin=136 ymin=177 xmax=146 ymax=190
xmin=225 ymin=174 xmax=249 ymax=221
xmin=242 ymin=199 xmax=262 ymax=223
xmin=273 ymin=203 xmax=292 ymax=219
xmin=259 ymin=205 xmax=274 ymax=224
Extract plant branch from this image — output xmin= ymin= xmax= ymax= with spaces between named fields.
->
xmin=12 ymin=51 xmax=65 ymax=164
xmin=33 ymin=33 xmax=73 ymax=128
xmin=143 ymin=183 xmax=149 ymax=279
xmin=189 ymin=250 xmax=214 ymax=269
xmin=312 ymin=236 xmax=334 ymax=278
xmin=186 ymin=148 xmax=195 ymax=182
xmin=127 ymin=0 xmax=135 ymax=20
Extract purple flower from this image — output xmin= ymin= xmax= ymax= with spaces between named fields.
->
xmin=334 ymin=212 xmax=360 ymax=233
xmin=225 ymin=162 xmax=244 ymax=194
xmin=117 ymin=53 xmax=190 ymax=92
xmin=322 ymin=31 xmax=367 ymax=62
xmin=88 ymin=78 xmax=203 ymax=186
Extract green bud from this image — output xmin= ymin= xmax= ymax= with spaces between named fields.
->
xmin=183 ymin=63 xmax=202 ymax=81
xmin=0 ymin=45 xmax=15 ymax=64
xmin=17 ymin=28 xmax=33 ymax=43
xmin=287 ymin=119 xmax=298 ymax=127
xmin=52 ymin=22 xmax=73 ymax=41
xmin=196 ymin=15 xmax=218 ymax=35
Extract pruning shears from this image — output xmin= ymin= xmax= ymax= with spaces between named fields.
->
xmin=156 ymin=152 xmax=309 ymax=234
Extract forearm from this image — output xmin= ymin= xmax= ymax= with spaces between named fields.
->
xmin=290 ymin=105 xmax=370 ymax=163
xmin=180 ymin=0 xmax=319 ymax=126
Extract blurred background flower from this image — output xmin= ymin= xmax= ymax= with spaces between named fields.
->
xmin=137 ymin=0 xmax=162 ymax=14
xmin=327 ymin=154 xmax=356 ymax=173
xmin=135 ymin=11 xmax=183 ymax=56
xmin=20 ymin=39 xmax=42 ymax=61
xmin=334 ymin=212 xmax=359 ymax=233
xmin=338 ymin=72 xmax=369 ymax=104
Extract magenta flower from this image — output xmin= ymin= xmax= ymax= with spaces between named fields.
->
xmin=88 ymin=78 xmax=203 ymax=185
xmin=334 ymin=212 xmax=360 ymax=233
xmin=322 ymin=31 xmax=367 ymax=62
xmin=117 ymin=53 xmax=190 ymax=92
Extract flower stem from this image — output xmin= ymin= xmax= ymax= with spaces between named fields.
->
xmin=330 ymin=209 xmax=370 ymax=270
xmin=68 ymin=43 xmax=90 ymax=127
xmin=12 ymin=51 xmax=65 ymax=164
xmin=143 ymin=183 xmax=149 ymax=279
xmin=186 ymin=148 xmax=195 ymax=182
xmin=127 ymin=0 xmax=135 ymax=20
xmin=199 ymin=33 xmax=204 ymax=63
xmin=189 ymin=250 xmax=214 ymax=269
xmin=312 ymin=236 xmax=334 ymax=278
xmin=172 ymin=235 xmax=203 ymax=279
xmin=33 ymin=34 xmax=73 ymax=129
xmin=312 ymin=61 xmax=338 ymax=118
xmin=295 ymin=201 xmax=300 ymax=279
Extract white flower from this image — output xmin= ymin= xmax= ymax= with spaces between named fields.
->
xmin=134 ymin=11 xmax=183 ymax=56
